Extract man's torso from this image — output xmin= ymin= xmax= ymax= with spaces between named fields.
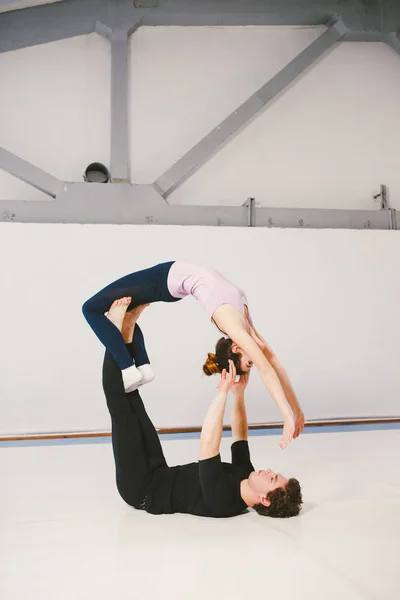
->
xmin=141 ymin=441 xmax=254 ymax=518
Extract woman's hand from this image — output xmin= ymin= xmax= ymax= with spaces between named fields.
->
xmin=280 ymin=414 xmax=296 ymax=450
xmin=293 ymin=410 xmax=305 ymax=439
xmin=218 ymin=360 xmax=237 ymax=394
xmin=232 ymin=371 xmax=250 ymax=396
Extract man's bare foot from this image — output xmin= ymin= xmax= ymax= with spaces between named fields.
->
xmin=121 ymin=303 xmax=150 ymax=344
xmin=106 ymin=297 xmax=132 ymax=333
xmin=121 ymin=304 xmax=149 ymax=344
xmin=130 ymin=303 xmax=150 ymax=320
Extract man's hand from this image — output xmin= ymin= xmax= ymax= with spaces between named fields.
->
xmin=218 ymin=360 xmax=236 ymax=394
xmin=232 ymin=371 xmax=250 ymax=396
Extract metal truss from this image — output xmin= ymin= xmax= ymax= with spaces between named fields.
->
xmin=0 ymin=147 xmax=63 ymax=197
xmin=1 ymin=182 xmax=396 ymax=230
xmin=0 ymin=0 xmax=399 ymax=229
xmin=154 ymin=20 xmax=346 ymax=198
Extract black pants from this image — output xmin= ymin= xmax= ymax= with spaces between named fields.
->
xmin=102 ymin=324 xmax=167 ymax=508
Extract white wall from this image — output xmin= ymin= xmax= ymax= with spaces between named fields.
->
xmin=1 ymin=222 xmax=399 ymax=435
xmin=1 ymin=27 xmax=400 ymax=208
xmin=1 ymin=27 xmax=400 ymax=435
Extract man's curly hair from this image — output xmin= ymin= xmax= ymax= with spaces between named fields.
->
xmin=253 ymin=478 xmax=302 ymax=518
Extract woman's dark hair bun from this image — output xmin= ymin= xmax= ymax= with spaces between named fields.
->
xmin=203 ymin=338 xmax=245 ymax=377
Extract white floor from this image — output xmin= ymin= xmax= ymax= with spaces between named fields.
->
xmin=1 ymin=428 xmax=400 ymax=600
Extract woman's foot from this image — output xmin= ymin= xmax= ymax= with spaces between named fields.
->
xmin=122 ymin=364 xmax=143 ymax=392
xmin=108 ymin=299 xmax=153 ymax=392
xmin=106 ymin=297 xmax=132 ymax=332
xmin=137 ymin=364 xmax=155 ymax=386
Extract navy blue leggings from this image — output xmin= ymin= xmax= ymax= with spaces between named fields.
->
xmin=82 ymin=261 xmax=181 ymax=370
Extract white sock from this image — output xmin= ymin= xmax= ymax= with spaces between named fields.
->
xmin=122 ymin=365 xmax=143 ymax=392
xmin=137 ymin=364 xmax=155 ymax=386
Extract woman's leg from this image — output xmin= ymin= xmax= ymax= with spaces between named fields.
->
xmin=130 ymin=322 xmax=155 ymax=386
xmin=118 ymin=303 xmax=155 ymax=388
xmin=82 ymin=261 xmax=177 ymax=391
xmin=130 ymin=322 xmax=149 ymax=367
xmin=82 ymin=265 xmax=161 ymax=370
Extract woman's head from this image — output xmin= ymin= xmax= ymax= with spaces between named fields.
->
xmin=202 ymin=338 xmax=253 ymax=376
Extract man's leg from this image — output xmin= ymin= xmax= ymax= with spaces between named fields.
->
xmin=124 ymin=311 xmax=167 ymax=469
xmin=102 ymin=351 xmax=153 ymax=507
xmin=102 ymin=301 xmax=166 ymax=506
xmin=128 ymin=389 xmax=167 ymax=471
xmin=102 ymin=302 xmax=152 ymax=507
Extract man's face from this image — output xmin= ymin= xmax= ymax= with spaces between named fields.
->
xmin=248 ymin=469 xmax=288 ymax=504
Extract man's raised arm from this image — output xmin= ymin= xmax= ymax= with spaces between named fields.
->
xmin=199 ymin=361 xmax=236 ymax=461
xmin=231 ymin=372 xmax=250 ymax=443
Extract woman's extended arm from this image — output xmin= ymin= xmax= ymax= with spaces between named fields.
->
xmin=213 ymin=304 xmax=295 ymax=449
xmin=248 ymin=326 xmax=305 ymax=439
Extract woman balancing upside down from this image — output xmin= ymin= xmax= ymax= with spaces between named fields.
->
xmin=82 ymin=261 xmax=305 ymax=449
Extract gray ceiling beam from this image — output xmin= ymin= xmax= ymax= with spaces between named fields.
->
xmin=110 ymin=29 xmax=130 ymax=183
xmin=0 ymin=0 xmax=66 ymax=13
xmin=342 ymin=31 xmax=384 ymax=42
xmin=154 ymin=19 xmax=347 ymax=199
xmin=0 ymin=0 xmax=105 ymax=54
xmin=0 ymin=184 xmax=163 ymax=223
xmin=0 ymin=183 xmax=393 ymax=230
xmin=1 ymin=0 xmax=400 ymax=56
xmin=0 ymin=147 xmax=64 ymax=197
xmin=133 ymin=0 xmax=158 ymax=7
xmin=392 ymin=209 xmax=398 ymax=231
xmin=96 ymin=21 xmax=143 ymax=184
xmin=385 ymin=32 xmax=400 ymax=57
xmin=144 ymin=12 xmax=328 ymax=27
xmin=382 ymin=0 xmax=400 ymax=33
xmin=144 ymin=0 xmax=392 ymax=31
